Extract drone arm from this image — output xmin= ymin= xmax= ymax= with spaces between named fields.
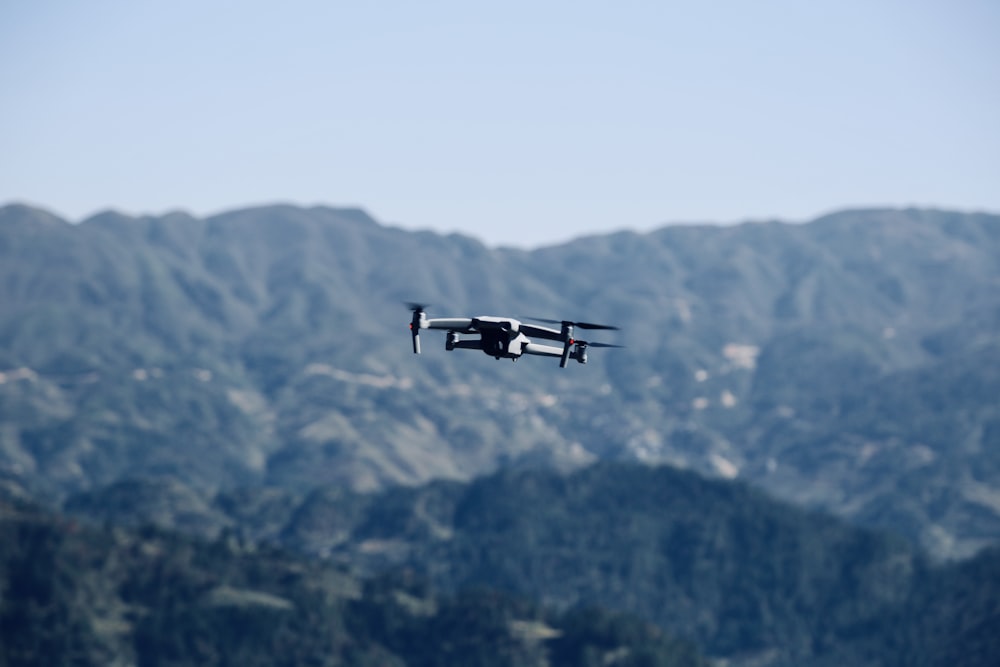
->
xmin=424 ymin=318 xmax=475 ymax=331
xmin=411 ymin=326 xmax=421 ymax=354
xmin=410 ymin=310 xmax=426 ymax=354
xmin=521 ymin=342 xmax=565 ymax=358
xmin=559 ymin=339 xmax=574 ymax=368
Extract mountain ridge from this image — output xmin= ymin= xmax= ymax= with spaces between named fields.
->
xmin=1 ymin=202 xmax=998 ymax=557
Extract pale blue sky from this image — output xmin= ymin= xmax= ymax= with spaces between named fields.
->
xmin=2 ymin=1 xmax=998 ymax=247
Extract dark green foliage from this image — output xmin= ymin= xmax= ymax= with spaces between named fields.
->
xmin=0 ymin=500 xmax=708 ymax=667
xmin=549 ymin=608 xmax=707 ymax=667
xmin=419 ymin=464 xmax=922 ymax=661
xmin=6 ymin=463 xmax=1000 ymax=666
xmin=166 ymin=462 xmax=999 ymax=666
xmin=0 ymin=517 xmax=109 ymax=665
xmin=346 ymin=573 xmax=708 ymax=667
xmin=0 ymin=502 xmax=358 ymax=666
xmin=350 ymin=579 xmax=547 ymax=667
xmin=884 ymin=547 xmax=1000 ymax=667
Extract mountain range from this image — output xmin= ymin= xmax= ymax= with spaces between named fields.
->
xmin=2 ymin=203 xmax=998 ymax=558
xmin=3 ymin=201 xmax=1000 ymax=665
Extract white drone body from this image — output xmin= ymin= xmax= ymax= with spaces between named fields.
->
xmin=408 ymin=305 xmax=620 ymax=368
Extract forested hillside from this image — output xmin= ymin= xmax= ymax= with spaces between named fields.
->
xmin=3 ymin=202 xmax=999 ymax=665
xmin=0 ymin=496 xmax=707 ymax=667
xmin=1 ymin=203 xmax=998 ymax=558
xmin=53 ymin=463 xmax=1000 ymax=666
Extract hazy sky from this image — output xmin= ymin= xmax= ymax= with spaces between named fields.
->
xmin=2 ymin=1 xmax=998 ymax=247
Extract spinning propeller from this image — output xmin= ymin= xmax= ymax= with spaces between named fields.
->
xmin=524 ymin=317 xmax=621 ymax=367
xmin=525 ymin=317 xmax=620 ymax=331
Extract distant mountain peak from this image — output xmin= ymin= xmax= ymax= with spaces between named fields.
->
xmin=0 ymin=202 xmax=70 ymax=229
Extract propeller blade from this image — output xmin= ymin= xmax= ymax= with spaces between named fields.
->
xmin=405 ymin=301 xmax=430 ymax=312
xmin=573 ymin=322 xmax=619 ymax=331
xmin=524 ymin=317 xmax=619 ymax=331
xmin=583 ymin=342 xmax=624 ymax=348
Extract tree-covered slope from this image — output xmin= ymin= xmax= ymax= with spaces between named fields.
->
xmin=65 ymin=462 xmax=1000 ymax=666
xmin=256 ymin=463 xmax=1000 ymax=667
xmin=2 ymin=203 xmax=999 ymax=556
xmin=0 ymin=497 xmax=707 ymax=667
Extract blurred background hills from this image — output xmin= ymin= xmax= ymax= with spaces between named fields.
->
xmin=2 ymin=203 xmax=998 ymax=557
xmin=2 ymin=203 xmax=999 ymax=665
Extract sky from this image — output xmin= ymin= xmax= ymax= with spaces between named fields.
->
xmin=1 ymin=1 xmax=998 ymax=248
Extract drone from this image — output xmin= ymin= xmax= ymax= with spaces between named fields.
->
xmin=407 ymin=303 xmax=621 ymax=367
